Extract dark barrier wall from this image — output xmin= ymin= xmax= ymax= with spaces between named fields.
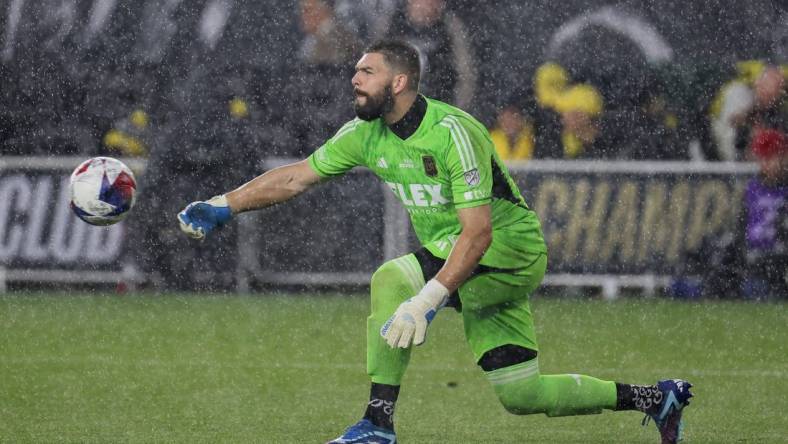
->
xmin=0 ymin=159 xmax=759 ymax=285
xmin=517 ymin=164 xmax=754 ymax=275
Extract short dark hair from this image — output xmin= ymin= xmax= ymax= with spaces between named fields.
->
xmin=365 ymin=39 xmax=421 ymax=91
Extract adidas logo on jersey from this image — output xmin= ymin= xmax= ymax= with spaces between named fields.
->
xmin=377 ymin=157 xmax=388 ymax=169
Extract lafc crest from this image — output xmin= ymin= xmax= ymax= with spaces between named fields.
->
xmin=422 ymin=155 xmax=437 ymax=177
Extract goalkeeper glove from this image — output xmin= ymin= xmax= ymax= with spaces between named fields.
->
xmin=380 ymin=279 xmax=449 ymax=348
xmin=177 ymin=195 xmax=233 ymax=240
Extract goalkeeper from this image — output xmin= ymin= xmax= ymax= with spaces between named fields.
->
xmin=177 ymin=40 xmax=692 ymax=444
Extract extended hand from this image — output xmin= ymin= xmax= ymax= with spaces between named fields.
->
xmin=177 ymin=195 xmax=233 ymax=240
xmin=380 ymin=279 xmax=449 ymax=348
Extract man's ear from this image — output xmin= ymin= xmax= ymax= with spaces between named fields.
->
xmin=392 ymin=74 xmax=409 ymax=95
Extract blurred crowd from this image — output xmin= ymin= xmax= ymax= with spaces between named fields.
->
xmin=1 ymin=0 xmax=785 ymax=162
xmin=0 ymin=0 xmax=785 ymax=296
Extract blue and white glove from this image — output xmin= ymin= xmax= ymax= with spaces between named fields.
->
xmin=380 ymin=279 xmax=449 ymax=348
xmin=177 ymin=195 xmax=233 ymax=240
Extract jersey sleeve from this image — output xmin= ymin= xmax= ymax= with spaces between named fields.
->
xmin=307 ymin=119 xmax=365 ymax=178
xmin=440 ymin=115 xmax=493 ymax=209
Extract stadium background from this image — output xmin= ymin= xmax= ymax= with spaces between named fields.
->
xmin=0 ymin=0 xmax=785 ymax=295
xmin=1 ymin=2 xmax=787 ymax=443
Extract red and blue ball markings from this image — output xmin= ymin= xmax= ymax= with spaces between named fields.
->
xmin=71 ymin=158 xmax=136 ymax=223
xmin=99 ymin=171 xmax=136 ymax=216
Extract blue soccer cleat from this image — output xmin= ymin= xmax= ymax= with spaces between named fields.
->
xmin=326 ymin=419 xmax=396 ymax=444
xmin=643 ymin=379 xmax=693 ymax=444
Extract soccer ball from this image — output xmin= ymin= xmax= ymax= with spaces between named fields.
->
xmin=69 ymin=157 xmax=137 ymax=226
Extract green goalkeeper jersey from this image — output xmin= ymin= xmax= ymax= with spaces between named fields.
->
xmin=307 ymin=96 xmax=546 ymax=269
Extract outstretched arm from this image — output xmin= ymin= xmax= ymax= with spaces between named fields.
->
xmin=178 ymin=159 xmax=322 ymax=239
xmin=225 ymin=159 xmax=322 ymax=213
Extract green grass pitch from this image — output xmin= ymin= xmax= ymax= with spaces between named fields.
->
xmin=1 ymin=293 xmax=786 ymax=443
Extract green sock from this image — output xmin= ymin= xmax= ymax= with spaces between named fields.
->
xmin=488 ymin=359 xmax=617 ymax=417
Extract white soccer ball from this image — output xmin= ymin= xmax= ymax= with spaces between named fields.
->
xmin=69 ymin=157 xmax=137 ymax=226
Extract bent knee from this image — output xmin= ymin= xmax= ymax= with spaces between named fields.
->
xmin=496 ymin=384 xmax=544 ymax=415
xmin=371 ymin=256 xmax=423 ymax=290
xmin=370 ymin=264 xmax=392 ymax=292
xmin=370 ymin=255 xmax=424 ymax=311
xmin=486 ymin=357 xmax=543 ymax=415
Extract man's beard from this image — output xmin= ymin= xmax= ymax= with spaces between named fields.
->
xmin=354 ymin=85 xmax=394 ymax=121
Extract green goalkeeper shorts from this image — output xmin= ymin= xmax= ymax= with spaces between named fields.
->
xmin=415 ymin=247 xmax=547 ymax=363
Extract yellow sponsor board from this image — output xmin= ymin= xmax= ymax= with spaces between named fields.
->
xmin=513 ymin=162 xmax=754 ymax=274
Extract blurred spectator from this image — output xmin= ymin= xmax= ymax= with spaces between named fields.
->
xmin=709 ymin=61 xmax=788 ymax=161
xmin=750 ymin=65 xmax=788 ymax=139
xmin=539 ymin=6 xmax=687 ymax=160
xmin=102 ymin=109 xmax=152 ymax=157
xmin=739 ymin=128 xmax=788 ymax=298
xmin=277 ymin=0 xmax=361 ymax=157
xmin=489 ymin=103 xmax=535 ymax=161
xmin=708 ymin=62 xmax=759 ymax=161
xmin=532 ymin=63 xmax=604 ymax=159
xmin=299 ymin=0 xmax=361 ymax=65
xmin=532 ymin=61 xmax=684 ymax=160
xmin=685 ymin=128 xmax=788 ymax=300
xmin=387 ymin=0 xmax=477 ymax=108
xmin=335 ymin=0 xmax=400 ymax=43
